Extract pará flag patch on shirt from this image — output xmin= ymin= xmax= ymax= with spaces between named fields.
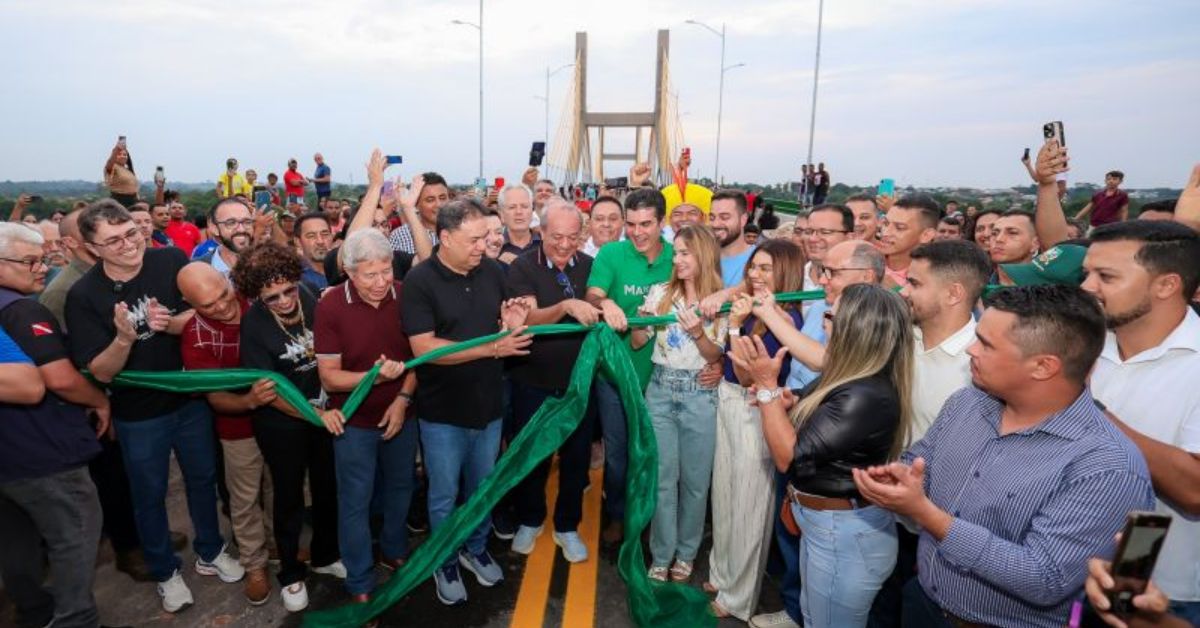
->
xmin=30 ymin=322 xmax=54 ymax=336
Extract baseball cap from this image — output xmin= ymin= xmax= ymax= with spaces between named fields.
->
xmin=1000 ymin=244 xmax=1087 ymax=286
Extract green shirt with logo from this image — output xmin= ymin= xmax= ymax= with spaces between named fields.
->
xmin=587 ymin=237 xmax=674 ymax=389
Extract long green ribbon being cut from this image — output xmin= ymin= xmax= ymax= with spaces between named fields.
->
xmin=105 ymin=286 xmax=1005 ymax=626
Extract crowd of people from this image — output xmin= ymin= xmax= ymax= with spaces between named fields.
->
xmin=0 ymin=138 xmax=1197 ymax=628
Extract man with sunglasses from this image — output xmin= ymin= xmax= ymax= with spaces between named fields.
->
xmin=0 ymin=222 xmax=109 ymax=628
xmin=503 ymin=199 xmax=600 ymax=563
xmin=65 ymin=200 xmax=243 ymax=613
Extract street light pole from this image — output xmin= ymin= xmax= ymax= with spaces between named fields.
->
xmin=686 ymin=20 xmax=744 ymax=185
xmin=806 ymin=0 xmax=825 ymax=168
xmin=452 ymin=0 xmax=484 ymax=180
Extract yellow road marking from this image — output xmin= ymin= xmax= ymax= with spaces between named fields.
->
xmin=562 ymin=467 xmax=602 ymax=628
xmin=510 ymin=459 xmax=561 ymax=628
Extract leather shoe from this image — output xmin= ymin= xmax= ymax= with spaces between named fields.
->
xmin=244 ymin=567 xmax=270 ymax=605
xmin=114 ymin=549 xmax=155 ymax=582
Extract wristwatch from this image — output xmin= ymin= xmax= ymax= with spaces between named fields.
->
xmin=729 ymin=328 xmax=742 ymax=337
xmin=755 ymin=387 xmax=782 ymax=405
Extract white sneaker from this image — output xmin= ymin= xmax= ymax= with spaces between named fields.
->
xmin=282 ymin=581 xmax=309 ymax=612
xmin=749 ymin=610 xmax=801 ymax=628
xmin=194 ymin=545 xmax=246 ymax=583
xmin=312 ymin=559 xmax=347 ymax=579
xmin=157 ymin=569 xmax=194 ymax=613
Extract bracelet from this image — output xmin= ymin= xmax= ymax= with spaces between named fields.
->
xmin=492 ymin=341 xmax=499 ymax=359
xmin=397 ymin=392 xmax=414 ymax=402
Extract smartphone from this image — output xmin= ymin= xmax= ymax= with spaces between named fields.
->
xmin=154 ymin=166 xmax=165 ymax=185
xmin=529 ymin=141 xmax=546 ymax=167
xmin=1108 ymin=512 xmax=1172 ymax=617
xmin=1022 ymin=147 xmax=1031 ymax=162
xmin=878 ymin=178 xmax=896 ymax=198
xmin=494 ymin=177 xmax=505 ymax=190
xmin=586 ymin=186 xmax=597 ymax=201
xmin=117 ymin=135 xmax=127 ymax=148
xmin=604 ymin=177 xmax=628 ymax=188
xmin=28 ymin=195 xmax=44 ymax=203
xmin=385 ymin=155 xmax=403 ymax=165
xmin=474 ymin=177 xmax=487 ymax=196
xmin=1043 ymin=120 xmax=1065 ymax=147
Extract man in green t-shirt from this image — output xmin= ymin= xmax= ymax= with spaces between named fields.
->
xmin=585 ymin=187 xmax=673 ymax=550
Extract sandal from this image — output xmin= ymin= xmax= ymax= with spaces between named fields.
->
xmin=647 ymin=566 xmax=669 ymax=582
xmin=669 ymin=560 xmax=693 ymax=582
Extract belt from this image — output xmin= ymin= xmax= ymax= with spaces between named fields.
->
xmin=942 ymin=610 xmax=991 ymax=628
xmin=786 ymin=484 xmax=863 ymax=511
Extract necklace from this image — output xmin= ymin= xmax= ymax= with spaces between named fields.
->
xmin=271 ymin=306 xmax=314 ymax=361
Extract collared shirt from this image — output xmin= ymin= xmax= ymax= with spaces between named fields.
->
xmin=209 ymin=248 xmax=233 ymax=278
xmin=165 ymin=219 xmax=202 ymax=257
xmin=582 ymin=234 xmax=623 ymax=258
xmin=1091 ymin=308 xmax=1200 ymax=601
xmin=401 ymin=249 xmax=507 ymax=428
xmin=907 ymin=386 xmax=1155 ymax=628
xmin=500 ymin=231 xmax=541 ymax=260
xmin=505 ymin=247 xmax=593 ymax=390
xmin=910 ymin=319 xmax=976 ymax=442
xmin=314 ymin=280 xmax=412 ymax=429
xmin=586 ymin=237 xmax=675 ymax=389
xmin=785 ymin=299 xmax=827 ymax=390
xmin=388 ymin=224 xmax=439 ymax=255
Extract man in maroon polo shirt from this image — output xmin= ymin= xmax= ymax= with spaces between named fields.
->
xmin=1075 ymin=170 xmax=1130 ymax=227
xmin=313 ymin=229 xmax=415 ymax=610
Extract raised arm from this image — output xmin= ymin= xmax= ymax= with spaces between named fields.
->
xmin=1033 ymin=140 xmax=1071 ymax=249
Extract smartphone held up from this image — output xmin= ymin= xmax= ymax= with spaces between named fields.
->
xmin=1043 ymin=120 xmax=1065 ymax=147
xmin=1108 ymin=511 xmax=1172 ymax=618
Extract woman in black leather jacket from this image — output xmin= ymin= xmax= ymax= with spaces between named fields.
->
xmin=730 ymin=283 xmax=914 ymax=628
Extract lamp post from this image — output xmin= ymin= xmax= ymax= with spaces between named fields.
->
xmin=806 ymin=0 xmax=825 ymax=168
xmin=685 ymin=20 xmax=744 ymax=185
xmin=451 ymin=0 xmax=483 ymax=180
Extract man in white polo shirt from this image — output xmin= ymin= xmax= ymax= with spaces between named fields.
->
xmin=1082 ymin=220 xmax=1200 ymax=624
xmin=901 ymin=240 xmax=994 ymax=440
xmin=865 ymin=238 xmax=993 ymax=628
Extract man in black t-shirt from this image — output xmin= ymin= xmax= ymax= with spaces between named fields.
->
xmin=402 ymin=199 xmax=532 ymax=606
xmin=64 ymin=200 xmax=243 ymax=614
xmin=0 ymin=222 xmax=108 ymax=628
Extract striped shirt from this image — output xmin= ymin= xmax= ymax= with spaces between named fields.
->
xmin=388 ymin=224 xmax=438 ymax=255
xmin=905 ymin=385 xmax=1155 ymax=628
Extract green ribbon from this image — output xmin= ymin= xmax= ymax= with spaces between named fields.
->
xmin=101 ymin=285 xmax=1004 ymax=626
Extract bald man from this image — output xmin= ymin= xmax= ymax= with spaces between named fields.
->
xmin=177 ymin=262 xmax=276 ymax=605
xmin=39 ymin=210 xmax=97 ymax=329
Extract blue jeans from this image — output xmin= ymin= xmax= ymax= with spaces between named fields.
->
xmin=773 ymin=472 xmax=803 ymax=623
xmin=419 ymin=418 xmax=502 ymax=567
xmin=794 ymin=501 xmax=897 ymax=628
xmin=114 ymin=400 xmax=225 ymax=582
xmin=333 ymin=423 xmax=419 ymax=595
xmin=1168 ymin=600 xmax=1200 ymax=626
xmin=594 ymin=377 xmax=627 ymax=520
xmin=645 ymin=366 xmax=716 ymax=566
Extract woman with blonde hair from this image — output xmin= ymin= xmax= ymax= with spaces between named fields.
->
xmin=631 ymin=225 xmax=727 ymax=583
xmin=731 ymin=283 xmax=913 ymax=628
xmin=707 ymin=238 xmax=805 ymax=620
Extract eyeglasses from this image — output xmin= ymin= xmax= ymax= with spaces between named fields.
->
xmin=820 ymin=266 xmax=872 ymax=279
xmin=214 ymin=218 xmax=255 ymax=231
xmin=91 ymin=228 xmax=142 ymax=251
xmin=555 ymin=271 xmax=576 ymax=299
xmin=0 ymin=256 xmax=50 ymax=272
xmin=801 ymin=228 xmax=848 ymax=237
xmin=261 ymin=284 xmax=299 ymax=305
xmin=823 ymin=310 xmax=836 ymax=323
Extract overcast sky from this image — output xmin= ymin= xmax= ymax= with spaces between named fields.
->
xmin=3 ymin=0 xmax=1197 ymax=188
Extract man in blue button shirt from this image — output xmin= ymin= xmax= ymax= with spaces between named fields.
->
xmin=854 ymin=285 xmax=1155 ymax=628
